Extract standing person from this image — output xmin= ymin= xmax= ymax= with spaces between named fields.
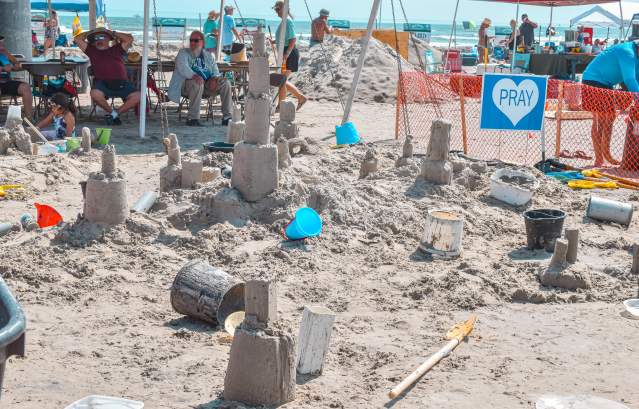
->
xmin=43 ymin=9 xmax=59 ymax=54
xmin=222 ymin=5 xmax=241 ymax=53
xmin=477 ymin=18 xmax=491 ymax=63
xmin=168 ymin=30 xmax=233 ymax=126
xmin=519 ymin=14 xmax=538 ymax=48
xmin=582 ymin=40 xmax=639 ymax=166
xmin=36 ymin=92 xmax=76 ymax=140
xmin=272 ymin=0 xmax=307 ymax=111
xmin=203 ymin=10 xmax=220 ymax=53
xmin=0 ymin=36 xmax=33 ymax=119
xmin=310 ymin=9 xmax=333 ymax=47
xmin=507 ymin=19 xmax=522 ymax=55
xmin=74 ymin=29 xmax=141 ymax=125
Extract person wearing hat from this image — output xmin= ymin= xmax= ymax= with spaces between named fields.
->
xmin=36 ymin=92 xmax=76 ymax=140
xmin=74 ymin=28 xmax=141 ymax=125
xmin=203 ymin=10 xmax=220 ymax=53
xmin=168 ymin=30 xmax=233 ymax=126
xmin=310 ymin=8 xmax=333 ymax=47
xmin=519 ymin=14 xmax=538 ymax=48
xmin=222 ymin=5 xmax=241 ymax=53
xmin=272 ymin=1 xmax=307 ymax=110
xmin=0 ymin=36 xmax=33 ymax=119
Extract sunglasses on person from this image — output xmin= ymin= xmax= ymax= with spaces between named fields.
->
xmin=190 ymin=38 xmax=203 ymax=43
xmin=93 ymin=34 xmax=109 ymax=41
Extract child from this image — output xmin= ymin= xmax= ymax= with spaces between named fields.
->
xmin=37 ymin=92 xmax=76 ymax=140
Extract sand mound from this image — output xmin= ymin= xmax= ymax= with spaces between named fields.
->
xmin=293 ymin=36 xmax=415 ymax=104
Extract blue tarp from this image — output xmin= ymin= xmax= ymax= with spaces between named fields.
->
xmin=31 ymin=0 xmax=104 ymax=16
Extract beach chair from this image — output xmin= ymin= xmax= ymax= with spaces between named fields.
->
xmin=512 ymin=53 xmax=531 ymax=73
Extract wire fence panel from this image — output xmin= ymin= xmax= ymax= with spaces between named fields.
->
xmin=396 ymin=71 xmax=639 ymax=180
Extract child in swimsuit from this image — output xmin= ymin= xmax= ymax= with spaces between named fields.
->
xmin=37 ymin=92 xmax=76 ymax=140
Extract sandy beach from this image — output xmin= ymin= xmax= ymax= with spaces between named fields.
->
xmin=1 ymin=35 xmax=638 ymax=409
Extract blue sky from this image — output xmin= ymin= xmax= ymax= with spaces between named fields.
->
xmin=103 ymin=0 xmax=599 ymax=25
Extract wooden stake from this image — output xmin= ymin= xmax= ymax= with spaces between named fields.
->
xmin=549 ymin=239 xmax=569 ymax=269
xmin=565 ymin=228 xmax=579 ymax=264
xmin=632 ymin=243 xmax=639 ymax=275
xmin=296 ymin=305 xmax=336 ymax=375
xmin=555 ymin=81 xmax=563 ymax=157
xmin=459 ymin=76 xmax=468 ymax=154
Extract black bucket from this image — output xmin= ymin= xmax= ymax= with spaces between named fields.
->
xmin=523 ymin=209 xmax=566 ymax=251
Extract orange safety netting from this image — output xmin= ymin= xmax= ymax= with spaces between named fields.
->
xmin=395 ymin=71 xmax=639 ymax=179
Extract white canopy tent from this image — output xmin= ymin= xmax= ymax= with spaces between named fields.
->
xmin=570 ymin=1 xmax=639 ymax=27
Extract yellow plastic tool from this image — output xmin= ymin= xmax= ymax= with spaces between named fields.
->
xmin=568 ymin=180 xmax=618 ymax=189
xmin=0 ymin=185 xmax=23 ymax=197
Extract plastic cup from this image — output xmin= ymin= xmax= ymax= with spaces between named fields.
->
xmin=335 ymin=122 xmax=361 ymax=146
xmin=285 ymin=208 xmax=323 ymax=241
xmin=96 ymin=128 xmax=112 ymax=145
xmin=65 ymin=137 xmax=81 ymax=153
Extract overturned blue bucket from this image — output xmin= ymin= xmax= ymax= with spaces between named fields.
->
xmin=285 ymin=208 xmax=323 ymax=240
xmin=335 ymin=122 xmax=360 ymax=145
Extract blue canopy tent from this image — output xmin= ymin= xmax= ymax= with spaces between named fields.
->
xmin=31 ymin=0 xmax=104 ymax=16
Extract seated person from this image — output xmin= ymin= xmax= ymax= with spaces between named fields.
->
xmin=168 ymin=30 xmax=232 ymax=126
xmin=74 ymin=28 xmax=141 ymax=125
xmin=0 ymin=35 xmax=33 ymax=119
xmin=36 ymin=92 xmax=76 ymax=140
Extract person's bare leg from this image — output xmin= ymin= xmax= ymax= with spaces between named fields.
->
xmin=590 ymin=114 xmax=604 ymax=167
xmin=90 ymin=89 xmax=113 ymax=113
xmin=17 ymin=83 xmax=33 ymax=119
xmin=285 ymin=82 xmax=307 ymax=110
xmin=601 ymin=113 xmax=619 ymax=165
xmin=118 ymin=91 xmax=141 ymax=114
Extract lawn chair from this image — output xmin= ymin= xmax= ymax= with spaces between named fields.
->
xmin=512 ymin=53 xmax=531 ymax=73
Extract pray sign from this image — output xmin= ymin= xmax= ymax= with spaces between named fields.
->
xmin=480 ymin=73 xmax=548 ymax=132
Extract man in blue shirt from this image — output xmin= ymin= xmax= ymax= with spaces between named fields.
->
xmin=0 ymin=36 xmax=33 ymax=119
xmin=582 ymin=40 xmax=639 ymax=166
xmin=222 ymin=5 xmax=241 ymax=53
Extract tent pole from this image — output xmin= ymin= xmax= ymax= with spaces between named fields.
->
xmin=511 ymin=0 xmax=520 ymax=71
xmin=548 ymin=5 xmax=554 ymax=43
xmin=216 ymin=0 xmax=225 ymax=62
xmin=619 ymin=0 xmax=625 ymax=41
xmin=48 ymin=0 xmax=56 ymax=58
xmin=444 ymin=0 xmax=461 ymax=72
xmin=341 ymin=0 xmax=382 ymax=125
xmin=276 ymin=0 xmax=290 ymax=69
xmin=138 ymin=0 xmax=150 ymax=139
xmin=89 ymin=0 xmax=97 ymax=30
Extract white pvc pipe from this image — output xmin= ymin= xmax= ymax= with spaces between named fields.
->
xmin=138 ymin=0 xmax=150 ymax=138
xmin=547 ymin=5 xmax=554 ymax=43
xmin=619 ymin=0 xmax=625 ymax=41
xmin=444 ymin=0 xmax=461 ymax=72
xmin=216 ymin=0 xmax=225 ymax=62
xmin=276 ymin=0 xmax=290 ymax=69
xmin=511 ymin=0 xmax=521 ymax=72
xmin=341 ymin=0 xmax=382 ymax=125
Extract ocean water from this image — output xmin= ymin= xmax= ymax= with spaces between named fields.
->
xmin=54 ymin=15 xmax=618 ymax=48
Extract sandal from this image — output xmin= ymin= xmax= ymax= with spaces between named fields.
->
xmin=296 ymin=96 xmax=307 ymax=112
xmin=573 ymin=150 xmax=593 ymax=160
xmin=559 ymin=150 xmax=576 ymax=159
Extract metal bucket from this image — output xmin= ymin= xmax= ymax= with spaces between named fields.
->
xmin=587 ymin=196 xmax=634 ymax=226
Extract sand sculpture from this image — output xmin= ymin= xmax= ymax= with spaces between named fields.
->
xmin=231 ymin=28 xmax=279 ymax=202
xmin=84 ymin=145 xmax=129 ymax=225
xmin=224 ymin=280 xmax=296 ymax=406
xmin=421 ymin=120 xmax=453 ymax=185
xmin=274 ymin=101 xmax=299 ymax=141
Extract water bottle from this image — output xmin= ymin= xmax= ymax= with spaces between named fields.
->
xmin=20 ymin=214 xmax=39 ymax=232
xmin=424 ymin=50 xmax=434 ymax=73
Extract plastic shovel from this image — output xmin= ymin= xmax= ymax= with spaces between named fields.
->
xmin=568 ymin=180 xmax=618 ymax=190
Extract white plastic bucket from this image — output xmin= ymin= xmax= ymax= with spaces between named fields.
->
xmin=419 ymin=209 xmax=464 ymax=259
xmin=490 ymin=168 xmax=539 ymax=206
xmin=64 ymin=395 xmax=144 ymax=409
xmin=587 ymin=196 xmax=634 ymax=226
xmin=5 ymin=105 xmax=21 ymax=128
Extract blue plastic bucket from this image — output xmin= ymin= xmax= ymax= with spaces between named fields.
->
xmin=285 ymin=208 xmax=322 ymax=240
xmin=335 ymin=122 xmax=360 ymax=145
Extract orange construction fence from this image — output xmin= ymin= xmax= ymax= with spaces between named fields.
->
xmin=396 ymin=72 xmax=639 ymax=179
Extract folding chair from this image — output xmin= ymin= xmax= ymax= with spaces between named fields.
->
xmin=512 ymin=53 xmax=531 ymax=73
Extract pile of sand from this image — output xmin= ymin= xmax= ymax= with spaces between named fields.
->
xmin=293 ymin=36 xmax=416 ymax=104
